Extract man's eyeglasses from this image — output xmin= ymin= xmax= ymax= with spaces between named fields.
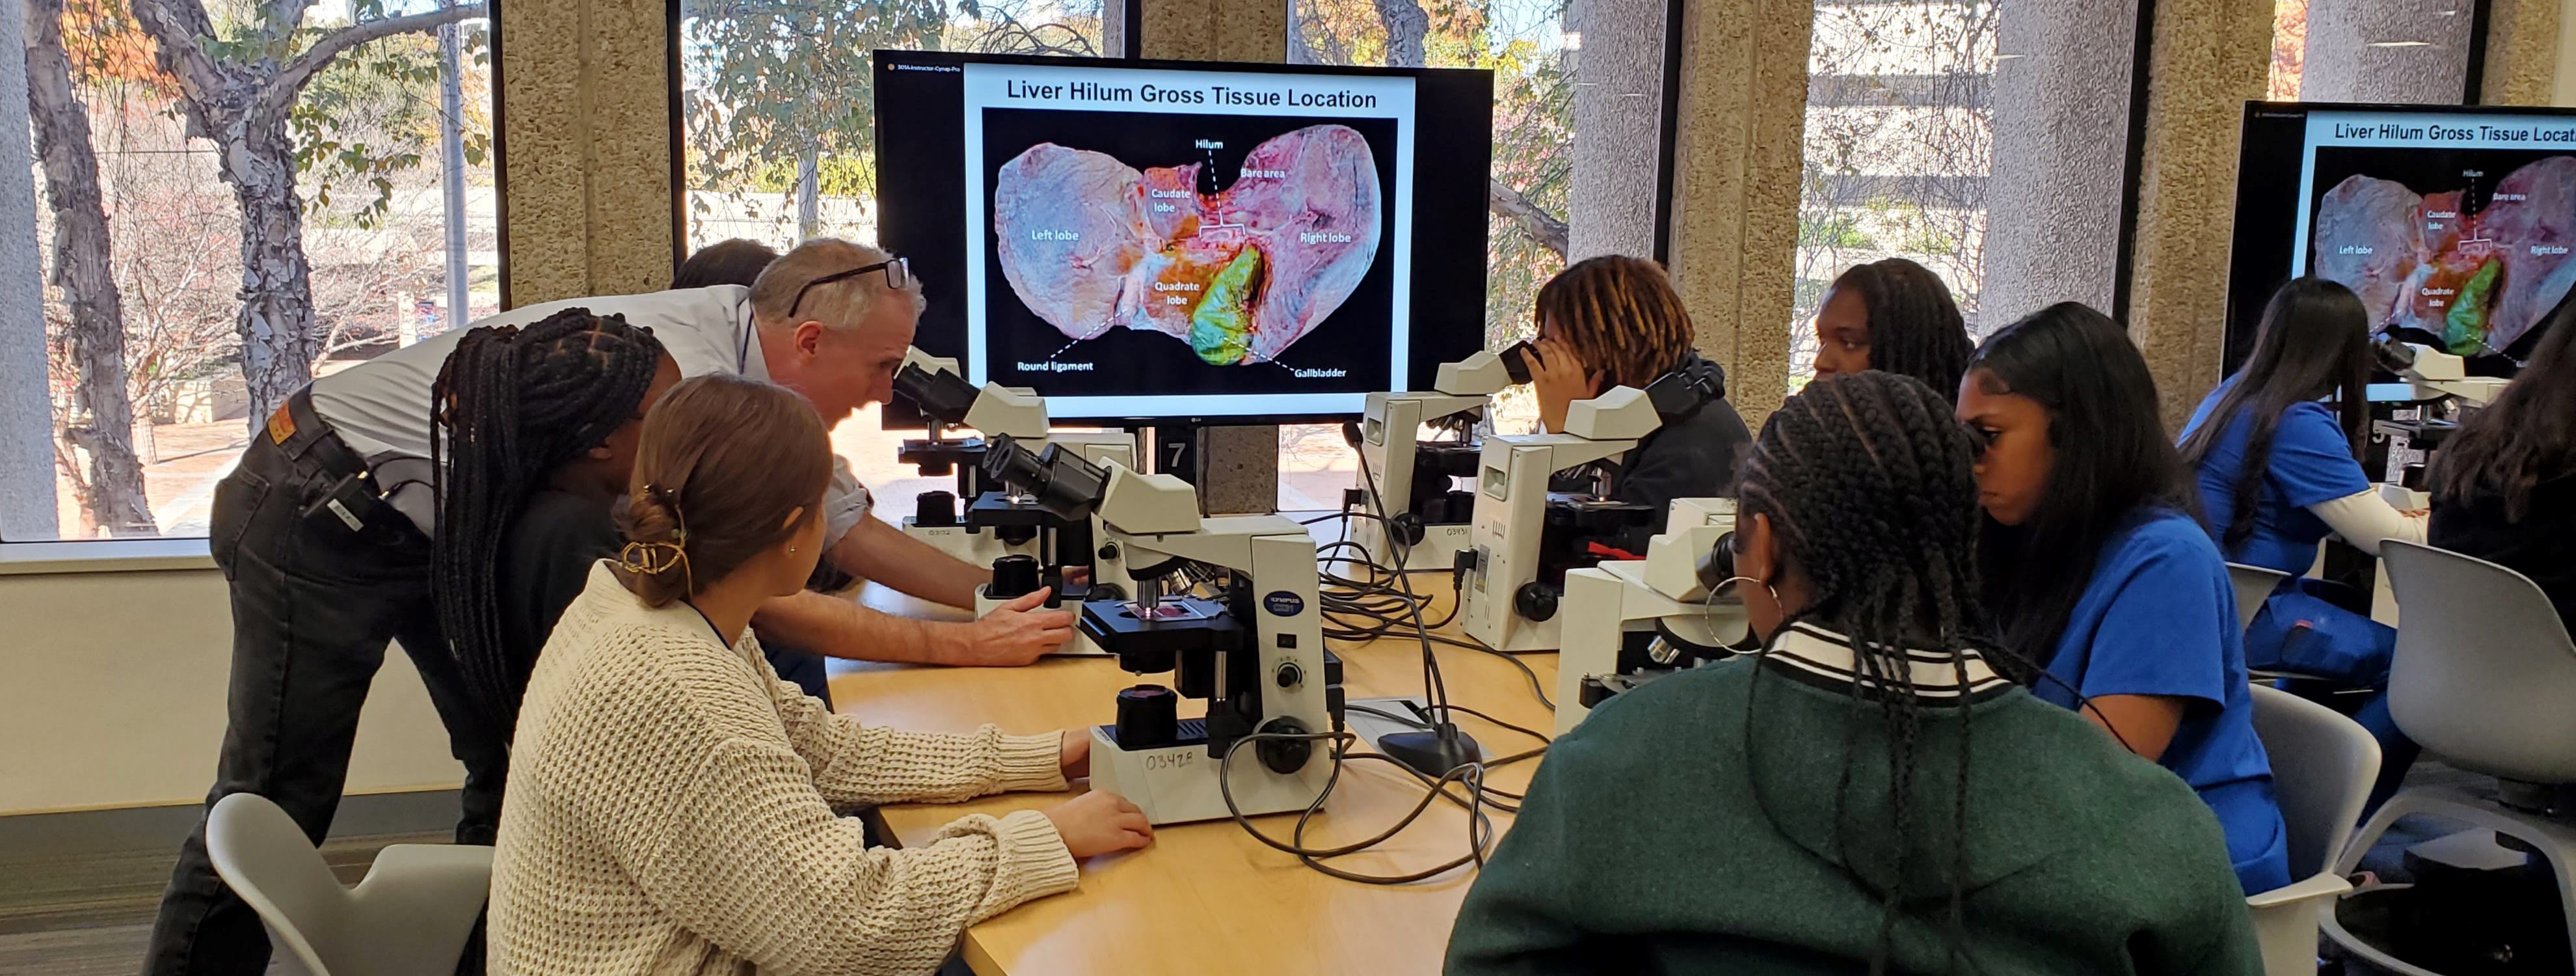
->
xmin=787 ymin=258 xmax=910 ymax=318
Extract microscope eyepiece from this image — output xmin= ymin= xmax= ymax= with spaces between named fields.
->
xmin=2372 ymin=335 xmax=2418 ymax=375
xmin=980 ymin=435 xmax=1111 ymax=522
xmin=1698 ymin=530 xmax=1739 ymax=593
xmin=892 ymin=362 xmax=980 ymax=426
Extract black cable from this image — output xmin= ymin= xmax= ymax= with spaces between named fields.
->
xmin=1217 ymin=731 xmax=1500 ymax=883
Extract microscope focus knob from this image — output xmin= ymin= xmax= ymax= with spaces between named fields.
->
xmin=1255 ymin=716 xmax=1314 ymax=774
xmin=1388 ymin=512 xmax=1427 ymax=547
xmin=1275 ymin=661 xmax=1304 ymax=689
xmin=1514 ymin=582 xmax=1560 ymax=622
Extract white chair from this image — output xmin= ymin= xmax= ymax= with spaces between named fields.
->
xmin=206 ymin=793 xmax=494 ymax=976
xmin=2318 ymin=540 xmax=2576 ymax=976
xmin=2244 ymin=683 xmax=2381 ymax=976
xmin=2228 ymin=562 xmax=2291 ymax=633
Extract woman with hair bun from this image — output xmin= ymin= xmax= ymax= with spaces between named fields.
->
xmin=490 ymin=373 xmax=1151 ymax=976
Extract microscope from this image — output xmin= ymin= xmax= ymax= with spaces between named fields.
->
xmin=1455 ymin=386 xmax=1664 ymax=653
xmin=1339 ymin=351 xmax=1512 ymax=578
xmin=1555 ymin=498 xmax=1751 ymax=734
xmin=980 ymin=440 xmax=1343 ymax=825
xmin=2367 ymin=337 xmax=2511 ymax=506
xmin=894 ymin=350 xmax=1138 ymax=655
xmin=890 ymin=348 xmax=1047 ymax=568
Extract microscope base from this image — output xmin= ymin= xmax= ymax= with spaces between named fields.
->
xmin=902 ymin=519 xmax=1036 ymax=569
xmin=1088 ymin=724 xmax=1331 ymax=825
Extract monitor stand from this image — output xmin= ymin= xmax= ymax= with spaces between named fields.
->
xmin=1139 ymin=423 xmax=1277 ymax=516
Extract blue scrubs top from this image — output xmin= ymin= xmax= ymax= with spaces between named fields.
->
xmin=2032 ymin=506 xmax=2293 ymax=895
xmin=2180 ymin=381 xmax=2371 ymax=575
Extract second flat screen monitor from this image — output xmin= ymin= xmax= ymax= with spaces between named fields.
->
xmin=876 ymin=51 xmax=1494 ymax=425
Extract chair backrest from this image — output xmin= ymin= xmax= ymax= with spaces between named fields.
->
xmin=2225 ymin=563 xmax=2290 ymax=633
xmin=205 ymin=793 xmax=343 ymax=976
xmin=2380 ymin=540 xmax=2576 ymax=784
xmin=2246 ymin=684 xmax=2381 ymax=877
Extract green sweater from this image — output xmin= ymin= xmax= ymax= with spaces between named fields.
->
xmin=1447 ymin=627 xmax=2262 ymax=976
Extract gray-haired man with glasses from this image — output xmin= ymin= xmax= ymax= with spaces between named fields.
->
xmin=144 ymin=237 xmax=1071 ymax=976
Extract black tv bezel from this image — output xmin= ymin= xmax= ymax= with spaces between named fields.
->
xmin=2222 ymin=99 xmax=2576 ymax=379
xmin=873 ymin=49 xmax=1496 ymax=429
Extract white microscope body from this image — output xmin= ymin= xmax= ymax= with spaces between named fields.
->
xmin=894 ymin=348 xmax=1048 ymax=568
xmin=2387 ymin=341 xmax=2508 ymax=407
xmin=1556 ymin=498 xmax=1751 ymax=734
xmin=1076 ymin=466 xmax=1338 ymax=825
xmin=1458 ymin=387 xmax=1663 ymax=653
xmin=1343 ymin=352 xmax=1510 ymax=578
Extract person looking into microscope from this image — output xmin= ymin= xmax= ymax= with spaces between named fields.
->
xmin=1447 ymin=372 xmax=2259 ymax=975
xmin=1520 ymin=255 xmax=1752 ymax=547
xmin=489 ymin=374 xmax=1150 ymax=976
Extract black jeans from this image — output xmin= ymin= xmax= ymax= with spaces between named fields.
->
xmin=144 ymin=433 xmax=507 ymax=976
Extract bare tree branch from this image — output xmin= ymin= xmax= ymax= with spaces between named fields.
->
xmin=266 ymin=0 xmax=319 ymax=46
xmin=126 ymin=0 xmax=234 ymax=137
xmin=262 ymin=3 xmax=487 ymax=122
xmin=1489 ymin=178 xmax=1568 ymax=257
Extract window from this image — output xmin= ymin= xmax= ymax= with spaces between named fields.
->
xmin=678 ymin=0 xmax=1113 ymax=516
xmin=1790 ymin=0 xmax=2138 ymax=388
xmin=1283 ymin=0 xmax=1661 ymax=508
xmin=2269 ymin=0 xmax=2476 ymax=104
xmin=12 ymin=0 xmax=494 ymax=541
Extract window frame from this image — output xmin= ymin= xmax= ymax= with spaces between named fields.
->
xmin=5 ymin=0 xmax=505 ymax=550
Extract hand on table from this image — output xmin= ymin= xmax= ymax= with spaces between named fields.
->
xmin=1059 ymin=728 xmax=1092 ymax=780
xmin=963 ymin=588 xmax=1073 ymax=666
xmin=1043 ymin=791 xmax=1153 ymax=859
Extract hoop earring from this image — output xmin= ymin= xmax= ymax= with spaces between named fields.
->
xmin=1711 ymin=575 xmax=1780 ymax=608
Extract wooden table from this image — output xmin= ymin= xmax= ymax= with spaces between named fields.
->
xmin=831 ymin=587 xmax=1558 ymax=975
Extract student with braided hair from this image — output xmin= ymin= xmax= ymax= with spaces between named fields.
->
xmin=1960 ymin=302 xmax=2290 ymax=896
xmin=1808 ymin=256 xmax=1976 ymax=394
xmin=1448 ymin=372 xmax=2260 ymax=975
xmin=1522 ymin=255 xmax=1752 ymax=519
xmin=429 ymin=310 xmax=679 ymax=753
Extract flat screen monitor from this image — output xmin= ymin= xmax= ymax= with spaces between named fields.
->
xmin=874 ymin=50 xmax=1494 ymax=426
xmin=2225 ymin=101 xmax=2576 ymax=379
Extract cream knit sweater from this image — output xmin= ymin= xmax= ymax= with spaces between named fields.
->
xmin=489 ymin=564 xmax=1080 ymax=976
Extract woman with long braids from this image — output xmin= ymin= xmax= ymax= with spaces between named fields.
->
xmin=1522 ymin=256 xmax=1752 ymax=541
xmin=1961 ymin=302 xmax=2289 ymax=895
xmin=1808 ymin=256 xmax=1977 ymax=394
xmin=1447 ymin=372 xmax=2260 ymax=975
xmin=430 ymin=309 xmax=678 ymax=747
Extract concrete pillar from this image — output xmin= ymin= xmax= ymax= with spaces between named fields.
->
xmin=0 ymin=1 xmax=60 ymax=539
xmin=1139 ymin=0 xmax=1285 ymax=513
xmin=2479 ymin=0 xmax=2563 ymax=107
xmin=1661 ymin=0 xmax=1812 ymax=430
xmin=1978 ymin=0 xmax=2139 ymax=331
xmin=2300 ymin=0 xmax=2473 ymax=105
xmin=1566 ymin=0 xmax=1667 ymax=261
xmin=2125 ymin=0 xmax=2273 ymax=431
xmin=1138 ymin=0 xmax=1285 ymax=62
xmin=2560 ymin=1 xmax=2576 ymax=105
xmin=496 ymin=0 xmax=677 ymax=308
